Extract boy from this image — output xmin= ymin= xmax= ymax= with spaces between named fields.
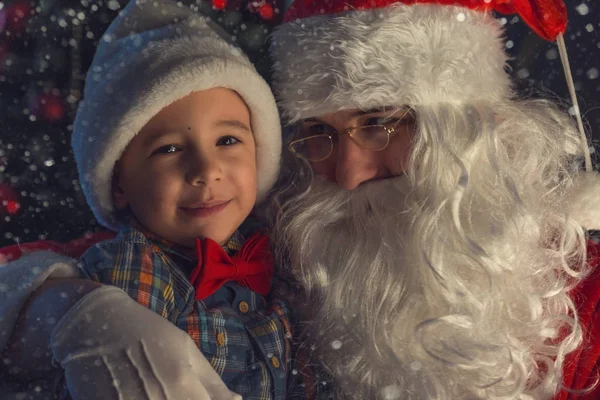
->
xmin=60 ymin=0 xmax=297 ymax=398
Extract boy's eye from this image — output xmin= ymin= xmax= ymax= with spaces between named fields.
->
xmin=217 ymin=136 xmax=240 ymax=146
xmin=152 ymin=144 xmax=180 ymax=155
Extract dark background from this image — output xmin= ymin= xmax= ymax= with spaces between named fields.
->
xmin=0 ymin=0 xmax=598 ymax=247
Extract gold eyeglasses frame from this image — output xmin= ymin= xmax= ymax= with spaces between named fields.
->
xmin=288 ymin=122 xmax=399 ymax=162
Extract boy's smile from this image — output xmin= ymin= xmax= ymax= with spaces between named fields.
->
xmin=179 ymin=200 xmax=232 ymax=218
xmin=112 ymin=87 xmax=258 ymax=247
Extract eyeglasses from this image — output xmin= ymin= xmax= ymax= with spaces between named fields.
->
xmin=288 ymin=109 xmax=414 ymax=162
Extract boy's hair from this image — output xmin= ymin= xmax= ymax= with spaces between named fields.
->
xmin=71 ymin=0 xmax=281 ymax=231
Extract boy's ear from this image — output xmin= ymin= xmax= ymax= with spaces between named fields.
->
xmin=112 ymin=166 xmax=128 ymax=210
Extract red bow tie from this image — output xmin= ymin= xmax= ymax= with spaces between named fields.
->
xmin=189 ymin=232 xmax=274 ymax=301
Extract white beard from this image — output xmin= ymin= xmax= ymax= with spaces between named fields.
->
xmin=274 ymin=101 xmax=587 ymax=400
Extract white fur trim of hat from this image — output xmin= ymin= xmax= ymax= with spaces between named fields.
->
xmin=270 ymin=2 xmax=512 ymax=123
xmin=72 ymin=0 xmax=281 ymax=230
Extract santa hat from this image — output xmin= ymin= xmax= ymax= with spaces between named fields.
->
xmin=272 ymin=2 xmax=495 ymax=122
xmin=72 ymin=0 xmax=281 ymax=231
xmin=270 ymin=0 xmax=571 ymax=123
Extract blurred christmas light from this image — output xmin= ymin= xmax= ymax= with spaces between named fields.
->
xmin=5 ymin=200 xmax=20 ymax=215
xmin=3 ymin=0 xmax=32 ymax=34
xmin=0 ymin=184 xmax=20 ymax=216
xmin=212 ymin=0 xmax=227 ymax=10
xmin=259 ymin=3 xmax=273 ymax=20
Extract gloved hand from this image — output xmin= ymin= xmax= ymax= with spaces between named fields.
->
xmin=51 ymin=285 xmax=241 ymax=400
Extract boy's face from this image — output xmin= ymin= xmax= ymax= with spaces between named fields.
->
xmin=113 ymin=88 xmax=257 ymax=247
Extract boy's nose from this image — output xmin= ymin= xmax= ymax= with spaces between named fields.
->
xmin=185 ymin=156 xmax=223 ymax=186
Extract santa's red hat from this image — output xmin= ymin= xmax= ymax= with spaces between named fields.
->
xmin=270 ymin=0 xmax=567 ymax=123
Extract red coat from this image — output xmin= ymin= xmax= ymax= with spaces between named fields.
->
xmin=555 ymin=240 xmax=600 ymax=399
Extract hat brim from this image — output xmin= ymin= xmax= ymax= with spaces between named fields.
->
xmin=73 ymin=36 xmax=280 ymax=230
xmin=270 ymin=3 xmax=512 ymax=123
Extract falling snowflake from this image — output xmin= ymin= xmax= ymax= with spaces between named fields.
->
xmin=575 ymin=3 xmax=590 ymax=16
xmin=330 ymin=339 xmax=342 ymax=350
xmin=380 ymin=385 xmax=402 ymax=400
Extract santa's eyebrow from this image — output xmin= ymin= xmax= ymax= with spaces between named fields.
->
xmin=350 ymin=108 xmax=389 ymax=116
xmin=302 ymin=107 xmax=405 ymax=123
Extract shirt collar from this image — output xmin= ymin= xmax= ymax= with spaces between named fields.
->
xmin=127 ymin=218 xmax=246 ymax=261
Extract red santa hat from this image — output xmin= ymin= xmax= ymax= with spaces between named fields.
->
xmin=270 ymin=0 xmax=566 ymax=123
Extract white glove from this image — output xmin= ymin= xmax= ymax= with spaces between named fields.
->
xmin=51 ymin=285 xmax=241 ymax=400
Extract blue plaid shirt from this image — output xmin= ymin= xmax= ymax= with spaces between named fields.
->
xmin=79 ymin=221 xmax=332 ymax=400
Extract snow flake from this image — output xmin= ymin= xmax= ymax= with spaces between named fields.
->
xmin=546 ymin=48 xmax=558 ymax=60
xmin=380 ymin=385 xmax=402 ymax=400
xmin=568 ymin=106 xmax=580 ymax=116
xmin=108 ymin=0 xmax=121 ymax=10
xmin=516 ymin=68 xmax=530 ymax=79
xmin=410 ymin=361 xmax=422 ymax=371
xmin=575 ymin=3 xmax=589 ymax=16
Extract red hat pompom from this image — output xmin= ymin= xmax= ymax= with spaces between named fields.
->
xmin=494 ymin=0 xmax=567 ymax=41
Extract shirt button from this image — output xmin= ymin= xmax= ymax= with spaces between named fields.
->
xmin=238 ymin=301 xmax=249 ymax=313
xmin=216 ymin=332 xmax=225 ymax=347
xmin=270 ymin=356 xmax=280 ymax=368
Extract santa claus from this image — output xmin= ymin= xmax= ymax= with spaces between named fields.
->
xmin=268 ymin=0 xmax=600 ymax=398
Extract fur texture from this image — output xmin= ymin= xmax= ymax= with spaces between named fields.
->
xmin=270 ymin=4 xmax=512 ymax=123
xmin=270 ymin=99 xmax=588 ymax=399
xmin=72 ymin=0 xmax=281 ymax=230
xmin=567 ymin=171 xmax=600 ymax=230
xmin=0 ymin=251 xmax=81 ymax=352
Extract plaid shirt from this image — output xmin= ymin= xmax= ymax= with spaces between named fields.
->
xmin=80 ymin=221 xmax=333 ymax=400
